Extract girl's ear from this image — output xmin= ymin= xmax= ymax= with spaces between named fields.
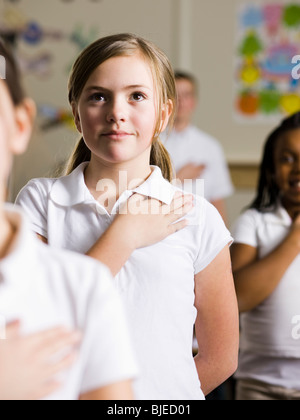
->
xmin=11 ymin=98 xmax=36 ymax=155
xmin=159 ymin=100 xmax=173 ymax=133
xmin=72 ymin=102 xmax=82 ymax=133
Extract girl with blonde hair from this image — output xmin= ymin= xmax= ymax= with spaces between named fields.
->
xmin=17 ymin=33 xmax=239 ymax=400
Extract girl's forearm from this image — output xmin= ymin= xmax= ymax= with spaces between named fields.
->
xmin=234 ymin=235 xmax=300 ymax=313
xmin=86 ymin=224 xmax=135 ymax=277
xmin=194 ymin=354 xmax=236 ymax=397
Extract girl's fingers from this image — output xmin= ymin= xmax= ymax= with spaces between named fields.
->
xmin=121 ymin=193 xmax=151 ymax=215
xmin=40 ymin=331 xmax=82 ymax=358
xmin=169 ymin=193 xmax=194 ymax=213
xmin=164 ymin=194 xmax=194 ymax=219
xmin=29 ymin=327 xmax=70 ymax=344
xmin=124 ymin=192 xmax=194 ymax=218
xmin=44 ymin=350 xmax=79 ymax=377
xmin=167 ymin=201 xmax=194 ymax=223
xmin=168 ymin=219 xmax=189 ymax=235
xmin=29 ymin=328 xmax=81 ymax=357
xmin=168 ymin=191 xmax=185 ymax=211
xmin=5 ymin=321 xmax=21 ymax=339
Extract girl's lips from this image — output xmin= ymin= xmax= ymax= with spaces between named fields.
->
xmin=101 ymin=131 xmax=132 ymax=140
xmin=289 ymin=180 xmax=300 ymax=192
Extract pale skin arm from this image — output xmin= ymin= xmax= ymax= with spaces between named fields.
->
xmin=0 ymin=322 xmax=81 ymax=400
xmin=194 ymin=246 xmax=239 ymax=396
xmin=231 ymin=214 xmax=300 ymax=313
xmin=37 ymin=192 xmax=194 ymax=276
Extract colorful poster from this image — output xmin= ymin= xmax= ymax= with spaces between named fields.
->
xmin=235 ymin=2 xmax=300 ymax=122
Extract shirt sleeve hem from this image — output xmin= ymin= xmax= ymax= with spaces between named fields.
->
xmin=194 ymin=236 xmax=233 ymax=275
xmin=79 ymin=368 xmax=139 ymax=396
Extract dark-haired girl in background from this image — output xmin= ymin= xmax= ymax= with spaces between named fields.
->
xmin=231 ymin=112 xmax=300 ymax=400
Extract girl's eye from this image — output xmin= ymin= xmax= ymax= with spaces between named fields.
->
xmin=281 ymin=155 xmax=295 ymax=165
xmin=131 ymin=92 xmax=146 ymax=102
xmin=89 ymin=93 xmax=106 ymax=102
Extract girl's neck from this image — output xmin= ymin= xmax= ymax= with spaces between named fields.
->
xmin=84 ymin=154 xmax=152 ymax=210
xmin=282 ymin=199 xmax=300 ymax=221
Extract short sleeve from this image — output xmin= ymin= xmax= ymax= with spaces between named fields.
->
xmin=15 ymin=179 xmax=51 ymax=239
xmin=231 ymin=209 xmax=259 ymax=248
xmin=79 ymin=263 xmax=139 ymax=394
xmin=194 ymin=200 xmax=233 ymax=274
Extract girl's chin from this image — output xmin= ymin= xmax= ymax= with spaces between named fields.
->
xmin=99 ymin=147 xmax=150 ymax=165
xmin=282 ymin=193 xmax=300 ymax=207
xmin=91 ymin=142 xmax=152 ymax=166
xmin=99 ymin=153 xmax=136 ymax=165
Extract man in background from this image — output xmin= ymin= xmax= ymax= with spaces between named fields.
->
xmin=162 ymin=72 xmax=234 ymax=223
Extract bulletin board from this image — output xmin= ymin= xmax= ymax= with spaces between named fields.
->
xmin=234 ymin=2 xmax=300 ymax=123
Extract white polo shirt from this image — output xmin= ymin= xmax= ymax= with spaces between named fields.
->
xmin=232 ymin=206 xmax=300 ymax=390
xmin=16 ymin=163 xmax=232 ymax=400
xmin=0 ymin=204 xmax=138 ymax=400
xmin=162 ymin=126 xmax=234 ymax=201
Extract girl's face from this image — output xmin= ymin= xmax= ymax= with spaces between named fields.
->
xmin=0 ymin=80 xmax=34 ymax=200
xmin=274 ymin=128 xmax=300 ymax=209
xmin=73 ymin=54 xmax=167 ymax=167
xmin=0 ymin=81 xmax=17 ymax=188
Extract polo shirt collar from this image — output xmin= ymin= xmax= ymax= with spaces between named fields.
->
xmin=131 ymin=166 xmax=175 ymax=205
xmin=0 ymin=204 xmax=38 ymax=288
xmin=264 ymin=203 xmax=292 ymax=227
xmin=50 ymin=163 xmax=176 ymax=207
xmin=50 ymin=162 xmax=92 ymax=206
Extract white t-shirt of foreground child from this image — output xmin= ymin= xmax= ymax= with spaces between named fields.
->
xmin=0 ymin=205 xmax=138 ymax=400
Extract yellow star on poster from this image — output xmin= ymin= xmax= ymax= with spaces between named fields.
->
xmin=240 ymin=59 xmax=261 ymax=85
xmin=280 ymin=93 xmax=300 ymax=114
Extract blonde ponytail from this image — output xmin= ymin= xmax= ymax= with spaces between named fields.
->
xmin=150 ymin=139 xmax=174 ymax=182
xmin=65 ymin=137 xmax=91 ymax=175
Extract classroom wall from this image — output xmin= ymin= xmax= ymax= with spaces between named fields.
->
xmin=5 ymin=0 xmax=287 ymax=223
xmin=190 ymin=0 xmax=276 ymax=164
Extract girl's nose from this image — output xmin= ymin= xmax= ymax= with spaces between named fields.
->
xmin=106 ymin=99 xmax=126 ymax=124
